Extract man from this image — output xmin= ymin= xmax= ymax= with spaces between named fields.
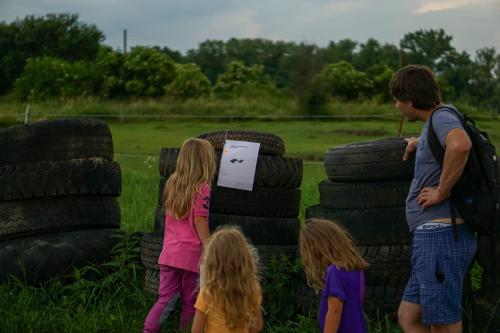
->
xmin=389 ymin=65 xmax=477 ymax=333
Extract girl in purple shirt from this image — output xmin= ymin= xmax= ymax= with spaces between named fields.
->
xmin=143 ymin=138 xmax=216 ymax=333
xmin=300 ymin=218 xmax=368 ymax=333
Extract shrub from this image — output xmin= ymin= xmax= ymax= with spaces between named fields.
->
xmin=315 ymin=61 xmax=373 ymax=100
xmin=366 ymin=64 xmax=394 ymax=103
xmin=13 ymin=56 xmax=97 ymax=100
xmin=213 ymin=61 xmax=276 ymax=98
xmin=165 ymin=63 xmax=211 ymax=99
xmin=122 ymin=47 xmax=176 ymax=97
xmin=95 ymin=46 xmax=126 ymax=98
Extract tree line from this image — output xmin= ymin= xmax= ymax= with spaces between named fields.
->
xmin=1 ymin=13 xmax=499 ymax=112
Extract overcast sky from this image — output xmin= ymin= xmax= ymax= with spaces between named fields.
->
xmin=1 ymin=0 xmax=499 ymax=56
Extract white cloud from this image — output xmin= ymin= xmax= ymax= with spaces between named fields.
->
xmin=207 ymin=9 xmax=261 ymax=39
xmin=322 ymin=0 xmax=366 ymax=15
xmin=415 ymin=0 xmax=499 ymax=14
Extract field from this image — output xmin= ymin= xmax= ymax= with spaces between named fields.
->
xmin=1 ymin=106 xmax=499 ymax=332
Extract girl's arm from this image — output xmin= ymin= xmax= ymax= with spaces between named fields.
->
xmin=191 ymin=310 xmax=206 ymax=333
xmin=323 ymin=297 xmax=343 ymax=333
xmin=194 ymin=216 xmax=210 ymax=245
xmin=249 ymin=309 xmax=264 ymax=333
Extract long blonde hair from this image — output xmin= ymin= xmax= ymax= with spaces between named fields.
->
xmin=163 ymin=138 xmax=216 ymax=220
xmin=300 ymin=218 xmax=368 ymax=292
xmin=201 ymin=227 xmax=262 ymax=330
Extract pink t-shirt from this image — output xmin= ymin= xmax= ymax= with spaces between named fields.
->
xmin=158 ymin=183 xmax=211 ymax=273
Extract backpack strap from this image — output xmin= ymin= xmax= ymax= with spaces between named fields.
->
xmin=427 ymin=105 xmax=464 ymax=240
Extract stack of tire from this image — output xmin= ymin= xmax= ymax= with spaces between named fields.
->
xmin=140 ymin=130 xmax=303 ymax=295
xmin=0 ymin=119 xmax=122 ymax=285
xmin=304 ymin=138 xmax=414 ymax=318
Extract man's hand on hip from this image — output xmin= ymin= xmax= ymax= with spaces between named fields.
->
xmin=417 ymin=186 xmax=449 ymax=209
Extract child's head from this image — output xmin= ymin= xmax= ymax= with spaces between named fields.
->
xmin=300 ymin=218 xmax=368 ymax=291
xmin=201 ymin=226 xmax=261 ymax=330
xmin=163 ymin=138 xmax=216 ymax=219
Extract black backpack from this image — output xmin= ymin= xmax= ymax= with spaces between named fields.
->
xmin=428 ymin=105 xmax=499 ymax=237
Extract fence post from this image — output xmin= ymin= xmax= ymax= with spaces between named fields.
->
xmin=24 ymin=105 xmax=30 ymax=124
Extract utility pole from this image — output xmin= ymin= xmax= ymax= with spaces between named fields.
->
xmin=397 ymin=40 xmax=405 ymax=137
xmin=123 ymin=29 xmax=127 ymax=55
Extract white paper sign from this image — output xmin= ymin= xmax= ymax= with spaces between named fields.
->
xmin=217 ymin=140 xmax=260 ymax=191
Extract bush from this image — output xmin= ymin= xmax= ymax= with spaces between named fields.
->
xmin=366 ymin=64 xmax=394 ymax=103
xmin=213 ymin=61 xmax=276 ymax=98
xmin=315 ymin=61 xmax=373 ymax=100
xmin=122 ymin=46 xmax=176 ymax=97
xmin=95 ymin=46 xmax=126 ymax=98
xmin=13 ymin=56 xmax=97 ymax=100
xmin=165 ymin=63 xmax=211 ymax=99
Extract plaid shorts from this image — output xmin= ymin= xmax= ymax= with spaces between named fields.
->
xmin=402 ymin=224 xmax=477 ymax=325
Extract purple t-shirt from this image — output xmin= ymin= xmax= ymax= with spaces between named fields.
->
xmin=319 ymin=265 xmax=367 ymax=333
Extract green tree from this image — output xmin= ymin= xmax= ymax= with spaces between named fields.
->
xmin=13 ymin=56 xmax=97 ymax=100
xmin=166 ymin=63 xmax=211 ymax=99
xmin=213 ymin=61 xmax=275 ymax=98
xmin=95 ymin=46 xmax=126 ymax=98
xmin=469 ymin=47 xmax=500 ymax=109
xmin=400 ymin=28 xmax=455 ymax=72
xmin=315 ymin=61 xmax=373 ymax=100
xmin=186 ymin=40 xmax=227 ymax=84
xmin=353 ymin=38 xmax=399 ymax=71
xmin=317 ymin=39 xmax=357 ymax=65
xmin=0 ymin=13 xmax=103 ymax=93
xmin=366 ymin=64 xmax=394 ymax=102
xmin=122 ymin=46 xmax=176 ymax=97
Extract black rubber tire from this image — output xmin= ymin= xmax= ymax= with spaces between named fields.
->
xmin=144 ymin=268 xmax=160 ymax=296
xmin=305 ymin=204 xmax=410 ymax=245
xmin=324 ymin=138 xmax=415 ymax=181
xmin=0 ymin=196 xmax=121 ymax=240
xmin=255 ymin=245 xmax=297 ymax=269
xmin=140 ymin=233 xmax=298 ymax=271
xmin=211 ymin=186 xmax=300 ymax=218
xmin=153 ymin=208 xmax=299 ymax=245
xmin=0 ymin=159 xmax=121 ymax=201
xmin=140 ymin=232 xmax=162 ymax=270
xmin=158 ymin=184 xmax=301 ymax=218
xmin=0 ymin=228 xmax=121 ymax=284
xmin=0 ymin=118 xmax=113 ymax=165
xmin=360 ymin=244 xmax=411 ymax=285
xmin=159 ymin=148 xmax=303 ymax=188
xmin=197 ymin=130 xmax=285 ymax=156
xmin=319 ymin=179 xmax=410 ymax=209
xmin=154 ymin=206 xmax=164 ymax=233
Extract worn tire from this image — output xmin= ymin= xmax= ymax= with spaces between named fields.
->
xmin=211 ymin=186 xmax=300 ymax=218
xmin=140 ymin=232 xmax=162 ymax=270
xmin=197 ymin=130 xmax=285 ymax=156
xmin=305 ymin=204 xmax=410 ymax=245
xmin=0 ymin=228 xmax=121 ymax=284
xmin=158 ymin=183 xmax=301 ymax=218
xmin=144 ymin=268 xmax=160 ymax=296
xmin=0 ymin=196 xmax=121 ymax=240
xmin=0 ymin=159 xmax=121 ymax=201
xmin=324 ymin=138 xmax=415 ymax=181
xmin=154 ymin=208 xmax=299 ymax=245
xmin=256 ymin=245 xmax=297 ymax=269
xmin=0 ymin=118 xmax=113 ymax=165
xmin=319 ymin=179 xmax=410 ymax=209
xmin=159 ymin=148 xmax=303 ymax=188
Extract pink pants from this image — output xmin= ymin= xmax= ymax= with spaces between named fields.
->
xmin=143 ymin=265 xmax=199 ymax=333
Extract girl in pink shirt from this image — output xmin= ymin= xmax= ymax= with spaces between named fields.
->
xmin=144 ymin=138 xmax=216 ymax=333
